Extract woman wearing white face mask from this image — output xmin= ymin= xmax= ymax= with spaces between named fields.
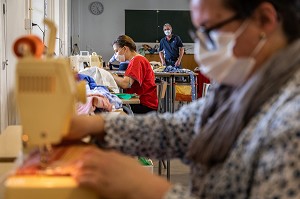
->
xmin=64 ymin=0 xmax=300 ymax=198
xmin=111 ymin=35 xmax=158 ymax=114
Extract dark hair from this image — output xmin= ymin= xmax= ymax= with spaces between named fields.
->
xmin=113 ymin=35 xmax=136 ymax=51
xmin=163 ymin=23 xmax=172 ymax=30
xmin=223 ymin=0 xmax=300 ymax=42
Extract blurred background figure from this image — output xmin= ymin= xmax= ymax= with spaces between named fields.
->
xmin=71 ymin=43 xmax=80 ymax=55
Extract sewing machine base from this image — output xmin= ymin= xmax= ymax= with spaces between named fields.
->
xmin=5 ymin=176 xmax=98 ymax=199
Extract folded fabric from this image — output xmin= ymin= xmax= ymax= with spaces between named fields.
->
xmin=79 ymin=67 xmax=119 ymax=93
xmin=76 ymin=94 xmax=112 ymax=115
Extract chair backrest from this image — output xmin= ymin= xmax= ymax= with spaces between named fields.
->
xmin=202 ymin=83 xmax=211 ymax=97
xmin=157 ymin=80 xmax=168 ymax=113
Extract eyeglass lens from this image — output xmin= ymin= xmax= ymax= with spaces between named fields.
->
xmin=191 ymin=15 xmax=240 ymax=51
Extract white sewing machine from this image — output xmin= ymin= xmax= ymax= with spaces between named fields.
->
xmin=70 ymin=51 xmax=90 ymax=71
xmin=70 ymin=51 xmax=103 ymax=72
xmin=3 ymin=19 xmax=97 ymax=199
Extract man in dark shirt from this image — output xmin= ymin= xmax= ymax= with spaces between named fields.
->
xmin=159 ymin=23 xmax=184 ymax=68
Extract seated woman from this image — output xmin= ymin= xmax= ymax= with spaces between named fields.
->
xmin=111 ymin=35 xmax=158 ymax=114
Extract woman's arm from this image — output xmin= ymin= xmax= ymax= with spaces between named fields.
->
xmin=103 ymin=99 xmax=205 ymax=160
xmin=112 ymin=74 xmax=134 ymax=89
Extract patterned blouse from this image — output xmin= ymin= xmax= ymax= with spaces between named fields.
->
xmin=103 ymin=68 xmax=300 ymax=198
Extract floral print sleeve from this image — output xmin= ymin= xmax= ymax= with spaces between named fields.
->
xmin=163 ymin=184 xmax=197 ymax=199
xmin=103 ymin=99 xmax=205 ymax=160
xmin=249 ymin=94 xmax=300 ymax=198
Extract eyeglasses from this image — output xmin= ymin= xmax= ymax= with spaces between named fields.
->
xmin=114 ymin=47 xmax=125 ymax=54
xmin=190 ymin=15 xmax=240 ymax=51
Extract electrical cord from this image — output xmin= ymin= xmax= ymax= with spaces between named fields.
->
xmin=32 ymin=23 xmax=45 ymax=43
xmin=56 ymin=37 xmax=63 ymax=56
xmin=32 ymin=23 xmax=64 ymax=56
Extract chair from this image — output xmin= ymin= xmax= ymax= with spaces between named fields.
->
xmin=202 ymin=83 xmax=211 ymax=97
xmin=157 ymin=80 xmax=168 ymax=113
xmin=122 ymin=105 xmax=134 ymax=115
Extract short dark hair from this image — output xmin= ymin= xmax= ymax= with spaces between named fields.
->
xmin=163 ymin=23 xmax=172 ymax=30
xmin=113 ymin=35 xmax=136 ymax=51
xmin=223 ymin=0 xmax=300 ymax=42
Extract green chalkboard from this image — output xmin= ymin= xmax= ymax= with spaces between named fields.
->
xmin=125 ymin=10 xmax=194 ymax=43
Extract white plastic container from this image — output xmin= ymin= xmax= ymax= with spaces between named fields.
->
xmin=90 ymin=52 xmax=103 ymax=68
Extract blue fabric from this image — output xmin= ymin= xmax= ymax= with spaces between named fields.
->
xmin=92 ymin=87 xmax=123 ymax=109
xmin=77 ymin=73 xmax=122 ymax=109
xmin=109 ymin=54 xmax=117 ymax=63
xmin=78 ymin=73 xmax=106 ymax=90
xmin=163 ymin=66 xmax=197 ymax=101
xmin=119 ymin=62 xmax=129 ymax=71
xmin=159 ymin=34 xmax=183 ymax=61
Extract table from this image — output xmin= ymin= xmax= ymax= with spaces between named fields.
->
xmin=111 ymin=70 xmax=197 ymax=113
xmin=116 ymin=95 xmax=140 ymax=115
xmin=120 ymin=97 xmax=140 ymax=105
xmin=145 ymin=54 xmax=198 ymax=71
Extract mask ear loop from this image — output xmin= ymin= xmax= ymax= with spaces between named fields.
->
xmin=250 ymin=32 xmax=267 ymax=57
xmin=234 ymin=20 xmax=250 ymax=39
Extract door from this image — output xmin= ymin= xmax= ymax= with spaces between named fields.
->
xmin=0 ymin=0 xmax=8 ymax=132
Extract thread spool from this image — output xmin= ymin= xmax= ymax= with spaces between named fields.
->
xmin=13 ymin=35 xmax=44 ymax=58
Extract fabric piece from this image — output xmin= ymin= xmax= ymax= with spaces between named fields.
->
xmin=14 ymin=144 xmax=88 ymax=176
xmin=77 ymin=73 xmax=122 ymax=111
xmin=175 ymin=85 xmax=192 ymax=101
xmin=87 ymin=86 xmax=122 ymax=110
xmin=79 ymin=67 xmax=120 ymax=93
xmin=76 ymin=94 xmax=112 ymax=115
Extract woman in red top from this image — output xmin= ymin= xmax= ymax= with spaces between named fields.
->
xmin=112 ymin=35 xmax=158 ymax=114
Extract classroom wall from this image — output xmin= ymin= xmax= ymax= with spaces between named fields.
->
xmin=0 ymin=0 xmax=68 ymax=131
xmin=0 ymin=0 xmax=28 ymax=132
xmin=71 ymin=0 xmax=190 ymax=63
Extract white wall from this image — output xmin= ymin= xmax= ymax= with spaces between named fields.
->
xmin=0 ymin=0 xmax=27 ymax=130
xmin=0 ymin=0 xmax=8 ymax=132
xmin=0 ymin=0 xmax=68 ymax=131
xmin=71 ymin=0 xmax=190 ymax=63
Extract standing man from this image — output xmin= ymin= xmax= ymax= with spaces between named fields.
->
xmin=159 ymin=23 xmax=184 ymax=68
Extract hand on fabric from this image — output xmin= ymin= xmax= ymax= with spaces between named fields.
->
xmin=175 ymin=60 xmax=181 ymax=66
xmin=73 ymin=147 xmax=172 ymax=199
xmin=65 ymin=115 xmax=105 ymax=141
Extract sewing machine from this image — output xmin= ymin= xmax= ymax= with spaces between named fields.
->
xmin=70 ymin=51 xmax=103 ymax=72
xmin=70 ymin=51 xmax=90 ymax=71
xmin=3 ymin=19 xmax=97 ymax=199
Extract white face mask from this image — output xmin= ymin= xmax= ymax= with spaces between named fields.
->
xmin=164 ymin=30 xmax=172 ymax=36
xmin=194 ymin=22 xmax=266 ymax=86
xmin=115 ymin=54 xmax=125 ymax=62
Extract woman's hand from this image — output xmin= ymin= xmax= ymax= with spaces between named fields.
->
xmin=73 ymin=147 xmax=171 ymax=199
xmin=64 ymin=115 xmax=105 ymax=140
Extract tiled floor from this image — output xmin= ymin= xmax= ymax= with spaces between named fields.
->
xmin=152 ymin=159 xmax=190 ymax=187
